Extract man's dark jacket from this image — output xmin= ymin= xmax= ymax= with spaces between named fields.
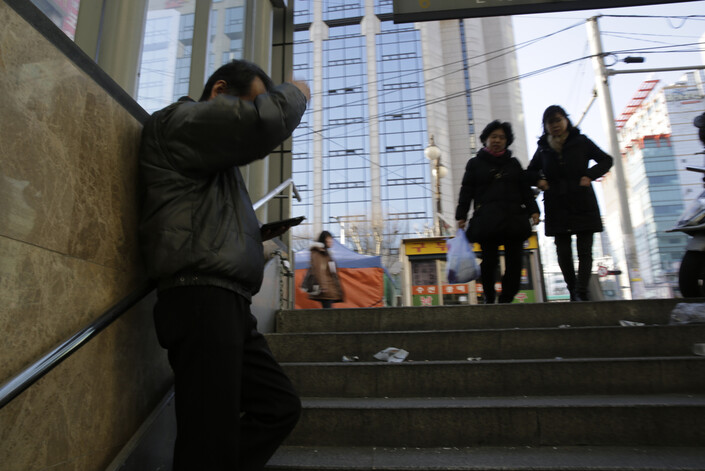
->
xmin=526 ymin=128 xmax=613 ymax=237
xmin=138 ymin=83 xmax=307 ymax=301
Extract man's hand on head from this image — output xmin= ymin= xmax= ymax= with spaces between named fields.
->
xmin=290 ymin=80 xmax=310 ymax=101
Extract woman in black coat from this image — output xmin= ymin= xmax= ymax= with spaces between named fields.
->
xmin=456 ymin=120 xmax=540 ymax=304
xmin=527 ymin=105 xmax=613 ymax=301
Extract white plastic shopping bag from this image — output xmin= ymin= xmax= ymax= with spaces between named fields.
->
xmin=445 ymin=229 xmax=480 ymax=284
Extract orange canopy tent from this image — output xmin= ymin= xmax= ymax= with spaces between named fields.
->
xmin=294 ymin=239 xmax=393 ymax=309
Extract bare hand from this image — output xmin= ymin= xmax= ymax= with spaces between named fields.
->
xmin=530 ymin=213 xmax=540 ymax=226
xmin=291 ymin=80 xmax=310 ymax=101
xmin=579 ymin=176 xmax=592 ymax=187
xmin=457 ymin=219 xmax=467 ymax=230
xmin=537 ymin=179 xmax=549 ymax=191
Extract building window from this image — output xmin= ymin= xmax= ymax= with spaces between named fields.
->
xmin=225 ymin=6 xmax=244 ymax=37
xmin=387 ymin=177 xmax=424 ymax=186
xmin=382 ymin=82 xmax=420 ymax=90
xmin=330 ymin=117 xmax=364 ymax=126
xmin=330 ymin=181 xmax=366 ymax=190
xmin=179 ymin=13 xmax=194 ymax=43
xmin=648 ymin=174 xmax=679 ymax=185
xmin=653 ymin=204 xmax=683 ymax=216
xmin=31 ymin=0 xmax=81 ymax=40
xmin=382 ymin=52 xmax=417 ymax=61
xmin=329 ymin=58 xmax=362 ymax=66
xmin=385 ymin=144 xmax=423 ymax=152
xmin=324 ymin=2 xmax=362 ymax=21
xmin=330 ymin=149 xmax=363 ymax=156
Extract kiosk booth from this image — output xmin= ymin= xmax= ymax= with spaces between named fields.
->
xmin=400 ymin=233 xmax=545 ymax=306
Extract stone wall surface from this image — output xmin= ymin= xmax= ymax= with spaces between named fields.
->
xmin=0 ymin=2 xmax=172 ymax=470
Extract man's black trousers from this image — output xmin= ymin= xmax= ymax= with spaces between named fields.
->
xmin=154 ymin=286 xmax=301 ymax=470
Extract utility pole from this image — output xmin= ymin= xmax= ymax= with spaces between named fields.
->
xmin=586 ymin=16 xmax=644 ymax=299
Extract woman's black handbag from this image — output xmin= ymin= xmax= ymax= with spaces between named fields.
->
xmin=300 ymin=268 xmax=321 ymax=296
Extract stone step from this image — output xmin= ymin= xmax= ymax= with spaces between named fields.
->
xmin=282 ymin=357 xmax=705 ymax=397
xmin=267 ymin=324 xmax=705 ymax=362
xmin=267 ymin=445 xmax=705 ymax=470
xmin=285 ymin=395 xmax=705 ymax=448
xmin=266 ymin=301 xmax=705 ymax=470
xmin=275 ymin=299 xmax=695 ymax=333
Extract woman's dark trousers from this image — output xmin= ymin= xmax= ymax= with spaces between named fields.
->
xmin=555 ymin=232 xmax=594 ymax=301
xmin=480 ymin=239 xmax=524 ymax=303
xmin=153 ymin=286 xmax=301 ymax=471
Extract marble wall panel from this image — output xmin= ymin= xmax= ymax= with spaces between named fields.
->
xmin=0 ymin=2 xmax=172 ymax=470
xmin=0 ymin=1 xmax=142 ymax=274
xmin=0 ymin=290 xmax=171 ymax=471
xmin=0 ymin=237 xmax=153 ymax=384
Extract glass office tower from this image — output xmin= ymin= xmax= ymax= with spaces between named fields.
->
xmin=136 ymin=0 xmax=246 ymax=114
xmin=607 ymin=72 xmax=705 ymax=296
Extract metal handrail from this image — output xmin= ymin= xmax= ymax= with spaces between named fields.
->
xmin=0 ymin=279 xmax=156 ymax=410
xmin=0 ymin=179 xmax=299 ymax=410
xmin=252 ymin=178 xmax=301 ymax=211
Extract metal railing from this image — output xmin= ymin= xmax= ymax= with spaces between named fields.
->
xmin=0 ymin=279 xmax=156 ymax=410
xmin=0 ymin=179 xmax=300 ymax=410
xmin=252 ymin=177 xmax=301 ymax=212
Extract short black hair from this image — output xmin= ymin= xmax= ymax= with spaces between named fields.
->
xmin=695 ymin=112 xmax=705 ymax=146
xmin=199 ymin=59 xmax=274 ymax=101
xmin=317 ymin=231 xmax=333 ymax=244
xmin=541 ymin=105 xmax=574 ymax=135
xmin=480 ymin=120 xmax=514 ymax=147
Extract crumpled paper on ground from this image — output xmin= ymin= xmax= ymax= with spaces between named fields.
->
xmin=669 ymin=303 xmax=705 ymax=324
xmin=619 ymin=320 xmax=645 ymax=327
xmin=373 ymin=347 xmax=409 ymax=363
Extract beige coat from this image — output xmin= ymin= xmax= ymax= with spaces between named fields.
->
xmin=308 ymin=243 xmax=344 ymax=302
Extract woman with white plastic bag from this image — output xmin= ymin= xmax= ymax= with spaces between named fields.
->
xmin=446 ymin=229 xmax=480 ymax=284
xmin=455 ymin=120 xmax=540 ymax=304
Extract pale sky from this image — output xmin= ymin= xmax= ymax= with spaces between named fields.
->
xmin=511 ymin=0 xmax=705 ymax=156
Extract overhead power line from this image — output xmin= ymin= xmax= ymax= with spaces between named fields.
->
xmin=292 ymin=14 xmax=705 ymax=202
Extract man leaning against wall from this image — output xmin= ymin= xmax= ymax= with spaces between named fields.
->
xmin=138 ymin=59 xmax=310 ymax=470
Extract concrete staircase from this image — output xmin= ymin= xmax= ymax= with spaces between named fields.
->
xmin=265 ymin=299 xmax=705 ymax=470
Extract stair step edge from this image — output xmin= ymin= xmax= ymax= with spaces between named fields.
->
xmin=300 ymin=394 xmax=705 ymax=409
xmin=267 ymin=445 xmax=705 ymax=470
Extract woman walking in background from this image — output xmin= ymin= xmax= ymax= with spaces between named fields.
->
xmin=527 ymin=105 xmax=613 ymax=302
xmin=308 ymin=231 xmax=344 ymax=308
xmin=456 ymin=120 xmax=540 ymax=304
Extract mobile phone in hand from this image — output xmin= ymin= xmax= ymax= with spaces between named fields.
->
xmin=260 ymin=216 xmax=305 ymax=233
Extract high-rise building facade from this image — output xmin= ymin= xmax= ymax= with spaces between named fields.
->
xmin=136 ymin=0 xmax=246 ymax=114
xmin=290 ymin=0 xmax=527 ymax=272
xmin=30 ymin=0 xmax=80 ymax=39
xmin=605 ymin=71 xmax=705 ymax=296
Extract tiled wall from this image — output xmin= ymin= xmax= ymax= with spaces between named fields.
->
xmin=0 ymin=2 xmax=172 ymax=470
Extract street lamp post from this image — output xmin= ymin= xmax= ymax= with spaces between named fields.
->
xmin=425 ymin=135 xmax=447 ymax=236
